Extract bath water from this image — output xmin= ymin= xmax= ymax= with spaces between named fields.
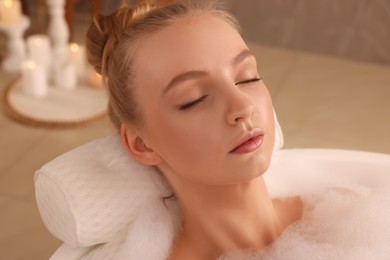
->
xmin=219 ymin=184 xmax=390 ymax=260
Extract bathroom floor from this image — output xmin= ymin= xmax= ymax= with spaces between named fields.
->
xmin=1 ymin=18 xmax=390 ymax=260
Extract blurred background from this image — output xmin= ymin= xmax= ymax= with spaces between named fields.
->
xmin=0 ymin=0 xmax=389 ymax=259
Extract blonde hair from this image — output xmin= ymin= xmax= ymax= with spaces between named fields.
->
xmin=86 ymin=0 xmax=240 ymax=129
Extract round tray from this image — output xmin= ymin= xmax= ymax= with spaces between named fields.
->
xmin=3 ymin=79 xmax=108 ymax=127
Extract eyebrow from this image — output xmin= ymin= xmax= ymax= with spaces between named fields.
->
xmin=162 ymin=49 xmax=254 ymax=96
xmin=230 ymin=49 xmax=254 ymax=68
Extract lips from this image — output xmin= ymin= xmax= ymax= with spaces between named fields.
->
xmin=229 ymin=129 xmax=265 ymax=154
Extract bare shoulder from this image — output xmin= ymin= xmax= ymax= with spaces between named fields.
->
xmin=272 ymin=196 xmax=303 ymax=227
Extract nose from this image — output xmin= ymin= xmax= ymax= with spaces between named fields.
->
xmin=225 ymin=88 xmax=255 ymax=125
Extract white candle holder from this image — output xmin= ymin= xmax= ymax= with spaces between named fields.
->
xmin=0 ymin=16 xmax=30 ymax=72
xmin=47 ymin=0 xmax=69 ymax=67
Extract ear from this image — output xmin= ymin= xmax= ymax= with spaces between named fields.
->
xmin=121 ymin=124 xmax=163 ymax=166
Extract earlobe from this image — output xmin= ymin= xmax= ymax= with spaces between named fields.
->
xmin=120 ymin=124 xmax=162 ymax=166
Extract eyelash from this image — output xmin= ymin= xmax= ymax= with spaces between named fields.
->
xmin=235 ymin=77 xmax=262 ymax=85
xmin=179 ymin=77 xmax=262 ymax=110
xmin=179 ymin=95 xmax=208 ymax=110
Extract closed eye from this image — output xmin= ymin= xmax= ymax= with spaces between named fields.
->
xmin=235 ymin=77 xmax=262 ymax=85
xmin=179 ymin=95 xmax=208 ymax=110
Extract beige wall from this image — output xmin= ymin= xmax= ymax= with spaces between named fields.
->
xmin=228 ymin=0 xmax=390 ymax=65
xmin=3 ymin=1 xmax=389 ymax=65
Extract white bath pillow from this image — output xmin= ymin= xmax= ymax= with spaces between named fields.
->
xmin=35 ymin=135 xmax=172 ymax=247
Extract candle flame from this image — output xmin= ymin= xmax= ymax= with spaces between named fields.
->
xmin=27 ymin=60 xmax=36 ymax=69
xmin=70 ymin=43 xmax=80 ymax=52
xmin=35 ymin=38 xmax=43 ymax=46
xmin=4 ymin=0 xmax=13 ymax=8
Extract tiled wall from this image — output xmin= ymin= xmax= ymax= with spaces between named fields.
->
xmin=227 ymin=0 xmax=390 ymax=65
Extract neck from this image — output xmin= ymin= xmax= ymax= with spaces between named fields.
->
xmin=168 ymin=174 xmax=283 ymax=259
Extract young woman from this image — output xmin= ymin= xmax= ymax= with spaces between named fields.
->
xmin=86 ymin=0 xmax=302 ymax=258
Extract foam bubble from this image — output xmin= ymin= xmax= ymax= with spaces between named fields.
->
xmin=219 ymin=184 xmax=390 ymax=260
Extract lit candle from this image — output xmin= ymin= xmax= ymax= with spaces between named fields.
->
xmin=55 ymin=61 xmax=77 ymax=89
xmin=0 ymin=0 xmax=22 ymax=24
xmin=88 ymin=68 xmax=103 ymax=89
xmin=69 ymin=42 xmax=86 ymax=78
xmin=21 ymin=60 xmax=48 ymax=97
xmin=26 ymin=35 xmax=51 ymax=72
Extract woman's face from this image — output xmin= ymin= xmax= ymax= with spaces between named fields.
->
xmin=131 ymin=14 xmax=275 ymax=185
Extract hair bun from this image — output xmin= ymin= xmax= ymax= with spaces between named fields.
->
xmin=86 ymin=1 xmax=160 ymax=76
xmin=86 ymin=14 xmax=109 ymax=75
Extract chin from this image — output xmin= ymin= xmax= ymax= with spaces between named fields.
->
xmin=222 ymin=157 xmax=270 ymax=185
xmin=246 ymin=151 xmax=272 ymax=180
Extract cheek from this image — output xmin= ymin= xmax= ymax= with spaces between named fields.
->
xmin=145 ymin=110 xmax=213 ymax=166
xmin=264 ymin=94 xmax=275 ymax=138
xmin=253 ymin=84 xmax=274 ymax=126
xmin=252 ymin=85 xmax=275 ymax=153
xmin=144 ymin=107 xmax=228 ymax=185
xmin=263 ymin=102 xmax=276 ymax=165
